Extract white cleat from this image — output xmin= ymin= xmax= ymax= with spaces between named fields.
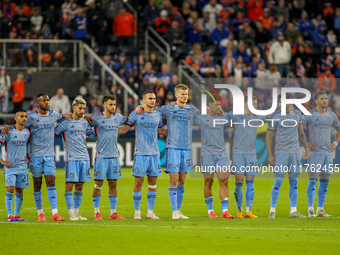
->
xmin=178 ymin=211 xmax=189 ymax=219
xmin=146 ymin=213 xmax=159 ymax=219
xmin=69 ymin=214 xmax=79 ymax=221
xmin=134 ymin=213 xmax=141 ymax=220
xmin=76 ymin=215 xmax=88 ymax=220
xmin=268 ymin=212 xmax=275 ymax=218
xmin=172 ymin=211 xmax=179 ymax=219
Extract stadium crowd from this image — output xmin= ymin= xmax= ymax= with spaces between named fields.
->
xmin=1 ymin=0 xmax=340 ymax=116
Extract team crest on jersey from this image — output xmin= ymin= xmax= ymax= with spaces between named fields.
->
xmin=70 ymin=173 xmax=74 ymax=178
xmin=24 ymin=134 xmax=28 ymax=139
xmin=187 ymin=111 xmax=190 ymax=115
xmin=6 ymin=178 xmax=11 ymax=183
xmin=49 ymin=116 xmax=53 ymax=122
xmin=328 ymin=117 xmax=332 ymax=122
xmin=114 ymin=119 xmax=118 ymax=124
xmin=83 ymin=123 xmax=86 ymax=129
xmin=135 ymin=168 xmax=139 ymax=173
xmin=168 ymin=163 xmax=172 ymax=169
xmin=154 ymin=116 xmax=158 ymax=122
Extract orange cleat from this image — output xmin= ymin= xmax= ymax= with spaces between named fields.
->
xmin=109 ymin=212 xmax=125 ymax=220
xmin=237 ymin=211 xmax=244 ymax=218
xmin=245 ymin=211 xmax=258 ymax=218
xmin=221 ymin=210 xmax=235 ymax=219
xmin=38 ymin=213 xmax=46 ymax=221
xmin=208 ymin=211 xmax=218 ymax=218
xmin=51 ymin=213 xmax=65 ymax=221
xmin=94 ymin=213 xmax=103 ymax=220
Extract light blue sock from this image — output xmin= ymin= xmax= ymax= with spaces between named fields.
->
xmin=204 ymin=197 xmax=213 ymax=211
xmin=317 ymin=178 xmax=329 ymax=208
xmin=147 ymin=191 xmax=157 ymax=211
xmin=33 ymin=191 xmax=43 ymax=210
xmin=93 ymin=195 xmax=101 ymax=209
xmin=234 ymin=181 xmax=243 ymax=208
xmin=5 ymin=192 xmax=14 ymax=215
xmin=64 ymin=192 xmax=73 ymax=210
xmin=221 ymin=198 xmax=229 ymax=211
xmin=168 ymin=187 xmax=177 ymax=211
xmin=74 ymin=191 xmax=83 ymax=209
xmin=177 ymin=186 xmax=184 ymax=210
xmin=109 ymin=194 xmax=117 ymax=209
xmin=133 ymin=191 xmax=142 ymax=211
xmin=47 ymin=186 xmax=58 ymax=210
xmin=307 ymin=177 xmax=318 ymax=207
xmin=289 ymin=178 xmax=298 ymax=207
xmin=270 ymin=177 xmax=283 ymax=208
xmin=245 ymin=179 xmax=255 ymax=207
xmin=14 ymin=193 xmax=23 ymax=215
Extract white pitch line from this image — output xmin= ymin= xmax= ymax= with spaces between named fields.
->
xmin=0 ymin=222 xmax=339 ymax=231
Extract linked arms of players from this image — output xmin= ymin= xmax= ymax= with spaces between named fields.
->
xmin=118 ymin=124 xmax=168 ymax=136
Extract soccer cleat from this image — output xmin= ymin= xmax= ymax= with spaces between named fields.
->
xmin=221 ymin=211 xmax=235 ymax=219
xmin=76 ymin=215 xmax=87 ymax=220
xmin=178 ymin=211 xmax=189 ymax=219
xmin=134 ymin=213 xmax=141 ymax=220
xmin=51 ymin=213 xmax=65 ymax=221
xmin=316 ymin=210 xmax=333 ymax=217
xmin=146 ymin=212 xmax=159 ymax=219
xmin=245 ymin=211 xmax=258 ymax=218
xmin=308 ymin=210 xmax=316 ymax=218
xmin=237 ymin=211 xmax=244 ymax=218
xmin=7 ymin=215 xmax=15 ymax=222
xmin=208 ymin=211 xmax=218 ymax=218
xmin=109 ymin=212 xmax=125 ymax=220
xmin=172 ymin=211 xmax=179 ymax=219
xmin=14 ymin=215 xmax=25 ymax=221
xmin=289 ymin=211 xmax=307 ymax=218
xmin=69 ymin=214 xmax=79 ymax=221
xmin=268 ymin=212 xmax=275 ymax=218
xmin=38 ymin=213 xmax=46 ymax=221
xmin=94 ymin=213 xmax=103 ymax=220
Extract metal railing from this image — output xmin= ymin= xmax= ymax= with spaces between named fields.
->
xmin=83 ymin=44 xmax=139 ymax=116
xmin=144 ymin=26 xmax=171 ymax=67
xmin=0 ymin=39 xmax=83 ymax=72
xmin=178 ymin=59 xmax=205 ymax=85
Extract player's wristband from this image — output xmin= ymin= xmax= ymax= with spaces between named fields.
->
xmin=333 ymin=141 xmax=338 ymax=146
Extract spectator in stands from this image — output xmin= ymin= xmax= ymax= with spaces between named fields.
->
xmin=269 ymin=32 xmax=291 ymax=77
xmin=157 ymin=64 xmax=172 ymax=90
xmin=268 ymin=64 xmax=282 ymax=88
xmin=7 ymin=27 xmax=27 ymax=67
xmin=334 ymin=8 xmax=340 ymax=37
xmin=233 ymin=61 xmax=243 ymax=88
xmin=284 ymin=72 xmax=301 ymax=97
xmin=86 ymin=97 xmax=102 ymax=114
xmin=161 ymin=0 xmax=174 ymax=17
xmin=276 ymin=0 xmax=289 ymax=22
xmin=251 ymin=54 xmax=260 ymax=77
xmin=49 ymin=33 xmax=66 ymax=67
xmin=11 ymin=69 xmax=32 ymax=112
xmin=293 ymin=44 xmax=312 ymax=76
xmin=155 ymin=10 xmax=171 ymax=35
xmin=203 ymin=0 xmax=223 ymax=21
xmin=28 ymin=97 xmax=38 ymax=112
xmin=113 ymin=5 xmax=136 ymax=50
xmin=211 ymin=20 xmax=229 ymax=45
xmin=30 ymin=7 xmax=46 ymax=35
xmin=254 ymin=20 xmax=272 ymax=45
xmin=254 ymin=60 xmax=269 ymax=90
xmin=238 ymin=21 xmax=256 ymax=47
xmin=312 ymin=23 xmax=329 ymax=46
xmin=246 ymin=0 xmax=263 ymax=21
xmin=276 ymin=15 xmax=287 ymax=33
xmin=187 ymin=21 xmax=201 ymax=44
xmin=165 ymin=20 xmax=185 ymax=57
xmin=143 ymin=0 xmax=160 ymax=26
xmin=149 ymin=53 xmax=162 ymax=73
xmin=290 ymin=0 xmax=302 ymax=21
xmin=0 ymin=66 xmax=11 ymax=113
xmin=284 ymin=22 xmax=301 ymax=43
xmin=171 ymin=7 xmax=185 ymax=27
xmin=168 ymin=74 xmax=179 ymax=93
xmin=298 ymin=11 xmax=314 ymax=40
xmin=154 ymin=78 xmax=166 ymax=104
xmin=200 ymin=10 xmax=216 ymax=43
xmin=231 ymin=11 xmax=250 ymax=35
xmin=200 ymin=53 xmax=216 ymax=77
xmin=12 ymin=5 xmax=30 ymax=34
xmin=317 ymin=66 xmax=336 ymax=91
xmin=259 ymin=8 xmax=274 ymax=30
xmin=181 ymin=2 xmax=192 ymax=21
xmin=142 ymin=62 xmax=157 ymax=86
xmin=327 ymin=30 xmax=337 ymax=46
xmin=50 ymin=88 xmax=71 ymax=114
xmin=189 ymin=0 xmax=203 ymax=17
xmin=115 ymin=53 xmax=132 ymax=73
xmin=86 ymin=0 xmax=106 ymax=49
xmin=312 ymin=13 xmax=326 ymax=28
xmin=292 ymin=35 xmax=311 ymax=54
xmin=61 ymin=0 xmax=77 ymax=38
xmin=334 ymin=47 xmax=340 ymax=78
xmin=71 ymin=6 xmax=87 ymax=40
xmin=102 ymin=53 xmax=115 ymax=85
xmin=236 ymin=43 xmax=251 ymax=63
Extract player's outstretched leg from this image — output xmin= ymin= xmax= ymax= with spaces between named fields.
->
xmin=93 ymin=180 xmax=103 ymax=220
xmin=108 ymin=180 xmax=124 ymax=220
xmin=234 ymin=174 xmax=244 ymax=218
xmin=245 ymin=177 xmax=258 ymax=218
xmin=74 ymin=183 xmax=86 ymax=220
xmin=288 ymin=173 xmax=306 ymax=218
xmin=133 ymin=177 xmax=143 ymax=220
xmin=316 ymin=176 xmax=332 ymax=217
xmin=177 ymin=172 xmax=189 ymax=219
xmin=146 ymin=176 xmax=159 ymax=219
xmin=204 ymin=176 xmax=217 ymax=218
xmin=33 ymin=177 xmax=45 ymax=221
xmin=307 ymin=175 xmax=318 ymax=217
xmin=5 ymin=188 xmax=15 ymax=222
xmin=269 ymin=175 xmax=284 ymax=218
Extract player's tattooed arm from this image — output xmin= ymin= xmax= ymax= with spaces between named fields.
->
xmin=1 ymin=125 xmax=10 ymax=135
xmin=266 ymin=130 xmax=275 ymax=165
xmin=330 ymin=126 xmax=340 ymax=152
xmin=84 ymin=116 xmax=94 ymax=126
xmin=118 ymin=125 xmax=133 ymax=135
xmin=158 ymin=127 xmax=167 ymax=136
xmin=298 ymin=124 xmax=310 ymax=160
xmin=0 ymin=159 xmax=12 ymax=168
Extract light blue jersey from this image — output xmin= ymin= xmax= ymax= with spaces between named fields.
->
xmin=194 ymin=112 xmax=229 ymax=156
xmin=156 ymin=103 xmax=199 ymax=150
xmin=228 ymin=112 xmax=267 ymax=155
xmin=268 ymin=109 xmax=302 ymax=155
xmin=302 ymin=109 xmax=340 ymax=155
xmin=126 ymin=109 xmax=163 ymax=156
xmin=25 ymin=110 xmax=62 ymax=157
xmin=91 ymin=112 xmax=127 ymax=158
xmin=55 ymin=117 xmax=93 ymax=161
xmin=0 ymin=126 xmax=30 ymax=170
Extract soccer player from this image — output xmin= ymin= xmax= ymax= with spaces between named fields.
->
xmin=302 ymin=90 xmax=340 ymax=217
xmin=0 ymin=109 xmax=30 ymax=221
xmin=136 ymin=84 xmax=199 ymax=219
xmin=120 ymin=91 xmax=164 ymax=220
xmin=266 ymin=94 xmax=309 ymax=218
xmin=194 ymin=96 xmax=234 ymax=219
xmin=89 ymin=95 xmax=127 ymax=220
xmin=229 ymin=95 xmax=267 ymax=218
xmin=55 ymin=98 xmax=93 ymax=220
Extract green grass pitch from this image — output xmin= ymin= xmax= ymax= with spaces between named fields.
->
xmin=0 ymin=168 xmax=339 ymax=254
